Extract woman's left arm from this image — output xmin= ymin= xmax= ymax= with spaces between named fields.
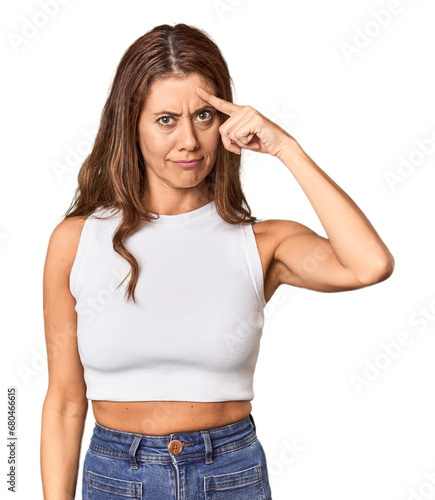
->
xmin=196 ymin=86 xmax=395 ymax=291
xmin=272 ymin=136 xmax=395 ymax=288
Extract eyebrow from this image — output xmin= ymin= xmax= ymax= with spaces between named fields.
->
xmin=152 ymin=106 xmax=215 ymax=117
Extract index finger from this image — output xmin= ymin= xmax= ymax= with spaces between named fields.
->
xmin=196 ymin=87 xmax=240 ymax=116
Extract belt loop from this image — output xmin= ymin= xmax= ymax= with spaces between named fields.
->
xmin=249 ymin=413 xmax=256 ymax=432
xmin=201 ymin=430 xmax=213 ymax=465
xmin=129 ymin=434 xmax=142 ymax=469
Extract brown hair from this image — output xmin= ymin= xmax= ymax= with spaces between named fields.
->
xmin=64 ymin=23 xmax=258 ymax=303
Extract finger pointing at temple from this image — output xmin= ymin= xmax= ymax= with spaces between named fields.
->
xmin=196 ymin=87 xmax=240 ymax=116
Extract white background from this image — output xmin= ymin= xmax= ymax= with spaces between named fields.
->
xmin=2 ymin=0 xmax=435 ymax=499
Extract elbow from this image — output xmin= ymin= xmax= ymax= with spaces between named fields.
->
xmin=357 ymin=254 xmax=395 ymax=286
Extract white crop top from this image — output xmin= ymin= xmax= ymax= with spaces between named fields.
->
xmin=69 ymin=200 xmax=266 ymax=402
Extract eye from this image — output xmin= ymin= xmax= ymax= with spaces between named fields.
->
xmin=196 ymin=110 xmax=213 ymax=122
xmin=157 ymin=115 xmax=174 ymax=126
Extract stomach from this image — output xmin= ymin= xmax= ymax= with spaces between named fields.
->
xmin=91 ymin=400 xmax=252 ymax=435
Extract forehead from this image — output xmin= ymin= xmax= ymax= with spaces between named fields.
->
xmin=143 ymin=73 xmax=216 ymax=111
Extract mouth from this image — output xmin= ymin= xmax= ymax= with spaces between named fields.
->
xmin=171 ymin=158 xmax=204 ymax=168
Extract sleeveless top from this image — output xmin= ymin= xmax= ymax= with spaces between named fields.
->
xmin=69 ymin=200 xmax=266 ymax=402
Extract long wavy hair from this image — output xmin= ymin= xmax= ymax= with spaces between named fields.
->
xmin=64 ymin=23 xmax=258 ymax=303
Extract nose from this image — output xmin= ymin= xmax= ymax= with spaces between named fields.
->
xmin=177 ymin=119 xmax=200 ymax=151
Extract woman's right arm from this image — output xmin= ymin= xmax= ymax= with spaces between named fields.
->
xmin=40 ymin=216 xmax=89 ymax=500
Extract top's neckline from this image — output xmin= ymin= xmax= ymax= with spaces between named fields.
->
xmin=148 ymin=200 xmax=216 ymax=225
xmin=94 ymin=200 xmax=216 ymax=225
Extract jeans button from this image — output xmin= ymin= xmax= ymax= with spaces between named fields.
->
xmin=168 ymin=439 xmax=183 ymax=455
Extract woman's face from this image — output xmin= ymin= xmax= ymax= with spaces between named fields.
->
xmin=137 ymin=73 xmax=221 ymax=197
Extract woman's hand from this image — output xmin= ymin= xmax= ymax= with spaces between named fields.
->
xmin=196 ymin=86 xmax=293 ymax=157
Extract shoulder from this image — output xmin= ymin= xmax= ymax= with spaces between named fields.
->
xmin=46 ymin=216 xmax=90 ymax=279
xmin=50 ymin=216 xmax=89 ymax=251
xmin=252 ymin=218 xmax=314 ymax=253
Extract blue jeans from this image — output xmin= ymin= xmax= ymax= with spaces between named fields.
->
xmin=82 ymin=413 xmax=272 ymax=499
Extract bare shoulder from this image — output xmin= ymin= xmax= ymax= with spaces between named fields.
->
xmin=44 ymin=215 xmax=91 ymax=302
xmin=251 ymin=219 xmax=319 ymax=299
xmin=252 ymin=218 xmax=315 ymax=253
xmin=46 ymin=216 xmax=89 ymax=274
xmin=51 ymin=215 xmax=89 ymax=243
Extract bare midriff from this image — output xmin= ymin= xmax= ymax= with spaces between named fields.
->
xmin=91 ymin=400 xmax=252 ymax=436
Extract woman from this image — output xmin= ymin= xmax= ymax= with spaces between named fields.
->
xmin=40 ymin=23 xmax=394 ymax=499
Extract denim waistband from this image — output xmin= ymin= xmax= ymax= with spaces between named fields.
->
xmin=90 ymin=413 xmax=257 ymax=468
